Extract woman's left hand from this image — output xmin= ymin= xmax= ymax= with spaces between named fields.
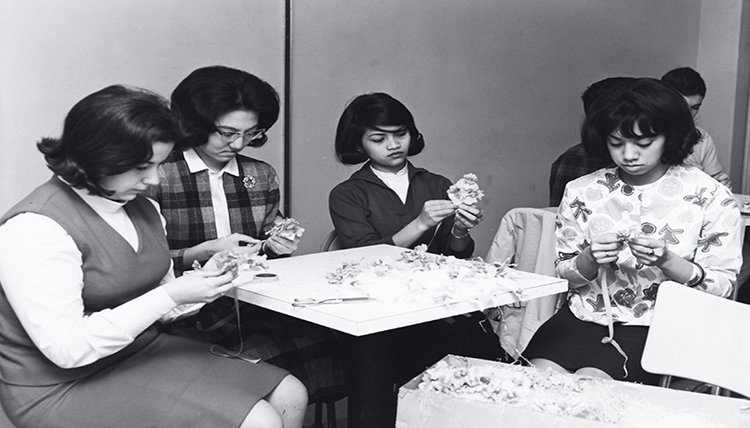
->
xmin=454 ymin=204 xmax=483 ymax=233
xmin=628 ymin=236 xmax=665 ymax=266
xmin=264 ymin=234 xmax=300 ymax=255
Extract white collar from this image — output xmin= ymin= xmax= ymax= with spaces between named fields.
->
xmin=370 ymin=164 xmax=408 ymax=178
xmin=183 ymin=148 xmax=239 ymax=177
xmin=69 ymin=184 xmax=126 ymax=214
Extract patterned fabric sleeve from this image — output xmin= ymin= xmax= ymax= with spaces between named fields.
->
xmin=693 ymin=185 xmax=742 ymax=298
xmin=554 ymin=185 xmax=593 ymax=288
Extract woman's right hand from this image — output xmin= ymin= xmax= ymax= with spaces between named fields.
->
xmin=588 ymin=232 xmax=625 ymax=265
xmin=162 ymin=268 xmax=237 ymax=305
xmin=416 ymin=200 xmax=457 ymax=229
xmin=185 ymin=233 xmax=262 ymax=265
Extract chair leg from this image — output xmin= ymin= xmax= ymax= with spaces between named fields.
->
xmin=311 ymin=401 xmax=323 ymax=428
xmin=659 ymin=375 xmax=672 ymax=388
xmin=327 ymin=400 xmax=337 ymax=428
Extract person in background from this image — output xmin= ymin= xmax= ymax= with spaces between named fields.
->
xmin=525 ymin=78 xmax=742 ymax=385
xmin=548 ymin=77 xmax=631 ymax=207
xmin=661 ymin=66 xmax=732 ymax=189
xmin=145 ymin=66 xmax=346 ymax=403
xmin=0 ymin=85 xmax=307 ymax=428
xmin=662 ymin=66 xmax=750 ymax=299
xmin=329 ymin=92 xmax=503 ymax=384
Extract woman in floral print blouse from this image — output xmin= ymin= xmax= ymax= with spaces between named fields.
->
xmin=523 ymin=78 xmax=742 ymax=385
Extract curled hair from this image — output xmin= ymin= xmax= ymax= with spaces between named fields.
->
xmin=171 ymin=66 xmax=280 ymax=150
xmin=37 ymin=85 xmax=182 ymax=197
xmin=581 ymin=78 xmax=698 ymax=166
xmin=334 ymin=92 xmax=425 ymax=164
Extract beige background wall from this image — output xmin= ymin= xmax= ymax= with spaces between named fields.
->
xmin=289 ymin=0 xmax=746 ymax=256
xmin=0 ymin=0 xmax=287 ymax=215
xmin=1 ymin=0 xmax=747 ymax=259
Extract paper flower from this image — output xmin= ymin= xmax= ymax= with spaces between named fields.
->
xmin=266 ymin=218 xmax=305 ymax=240
xmin=447 ymin=173 xmax=485 ymax=205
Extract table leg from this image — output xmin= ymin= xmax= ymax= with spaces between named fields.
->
xmin=347 ymin=330 xmax=396 ymax=428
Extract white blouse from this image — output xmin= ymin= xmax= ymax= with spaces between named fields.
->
xmin=183 ymin=148 xmax=238 ymax=238
xmin=0 ymin=186 xmax=198 ymax=369
xmin=371 ymin=164 xmax=410 ymax=204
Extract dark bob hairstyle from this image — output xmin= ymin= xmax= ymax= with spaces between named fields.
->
xmin=581 ymin=78 xmax=698 ymax=166
xmin=334 ymin=92 xmax=425 ymax=165
xmin=37 ymin=84 xmax=182 ymax=197
xmin=171 ymin=65 xmax=280 ymax=150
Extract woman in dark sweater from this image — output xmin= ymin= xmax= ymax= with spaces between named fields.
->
xmin=329 ymin=92 xmax=482 ymax=256
xmin=328 ymin=92 xmax=502 ymax=383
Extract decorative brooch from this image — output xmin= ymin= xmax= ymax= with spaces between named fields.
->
xmin=242 ymin=176 xmax=256 ymax=189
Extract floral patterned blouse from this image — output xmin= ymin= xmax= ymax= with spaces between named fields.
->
xmin=555 ymin=165 xmax=742 ymax=327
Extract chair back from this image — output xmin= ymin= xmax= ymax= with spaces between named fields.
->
xmin=320 ymin=230 xmax=344 ymax=252
xmin=642 ymin=281 xmax=750 ymax=398
xmin=486 ymin=207 xmax=564 ymax=359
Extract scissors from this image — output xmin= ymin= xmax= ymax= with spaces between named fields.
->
xmin=292 ymin=296 xmax=373 ymax=307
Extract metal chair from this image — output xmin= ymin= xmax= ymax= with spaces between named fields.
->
xmin=319 ymin=230 xmax=343 ymax=252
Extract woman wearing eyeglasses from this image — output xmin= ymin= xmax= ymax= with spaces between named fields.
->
xmin=145 ymin=66 xmax=346 ymax=404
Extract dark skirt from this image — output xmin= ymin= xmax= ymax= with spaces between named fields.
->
xmin=522 ymin=303 xmax=660 ymax=385
xmin=0 ymin=334 xmax=288 ymax=428
xmin=161 ymin=297 xmax=347 ymax=402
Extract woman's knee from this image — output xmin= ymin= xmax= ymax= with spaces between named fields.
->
xmin=267 ymin=374 xmax=308 ymax=410
xmin=240 ymin=399 xmax=283 ymax=428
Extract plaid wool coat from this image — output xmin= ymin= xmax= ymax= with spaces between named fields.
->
xmin=144 ymin=149 xmax=347 ymax=401
xmin=144 ymin=149 xmax=281 ymax=273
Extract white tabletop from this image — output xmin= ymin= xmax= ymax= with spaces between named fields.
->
xmin=234 ymin=244 xmax=568 ymax=336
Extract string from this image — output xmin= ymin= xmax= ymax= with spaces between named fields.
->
xmin=205 ymin=284 xmax=261 ymax=364
xmin=599 ymin=266 xmax=629 ymax=378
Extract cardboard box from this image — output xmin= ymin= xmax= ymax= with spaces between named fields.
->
xmin=396 ymin=355 xmax=746 ymax=428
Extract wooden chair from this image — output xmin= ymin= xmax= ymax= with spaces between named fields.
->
xmin=642 ymin=281 xmax=750 ymax=398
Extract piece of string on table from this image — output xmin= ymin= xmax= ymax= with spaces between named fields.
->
xmin=196 ymin=284 xmax=261 ymax=364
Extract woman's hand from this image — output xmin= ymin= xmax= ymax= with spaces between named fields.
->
xmin=162 ymin=268 xmax=237 ymax=305
xmin=453 ymin=204 xmax=484 ymax=234
xmin=588 ymin=232 xmax=626 ymax=265
xmin=416 ymin=200 xmax=457 ymax=229
xmin=628 ymin=236 xmax=666 ymax=266
xmin=184 ymin=233 xmax=260 ymax=266
xmin=575 ymin=233 xmax=625 ymax=280
xmin=264 ymin=234 xmax=301 ymax=255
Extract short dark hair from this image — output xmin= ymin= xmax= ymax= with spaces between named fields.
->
xmin=334 ymin=93 xmax=425 ymax=164
xmin=37 ymin=85 xmax=181 ymax=197
xmin=661 ymin=67 xmax=706 ymax=98
xmin=171 ymin=66 xmax=280 ymax=150
xmin=581 ymin=78 xmax=698 ymax=165
xmin=581 ymin=77 xmax=633 ymax=114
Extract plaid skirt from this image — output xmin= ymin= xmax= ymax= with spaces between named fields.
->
xmin=161 ymin=297 xmax=348 ymax=402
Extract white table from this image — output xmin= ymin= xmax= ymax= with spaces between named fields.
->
xmin=234 ymin=244 xmax=567 ymax=336
xmin=232 ymin=244 xmax=568 ymax=428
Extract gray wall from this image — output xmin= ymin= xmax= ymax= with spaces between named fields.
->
xmin=0 ymin=0 xmax=287 ymax=214
xmin=289 ymin=0 xmax=727 ymax=257
xmin=1 ymin=1 xmax=746 ymax=259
